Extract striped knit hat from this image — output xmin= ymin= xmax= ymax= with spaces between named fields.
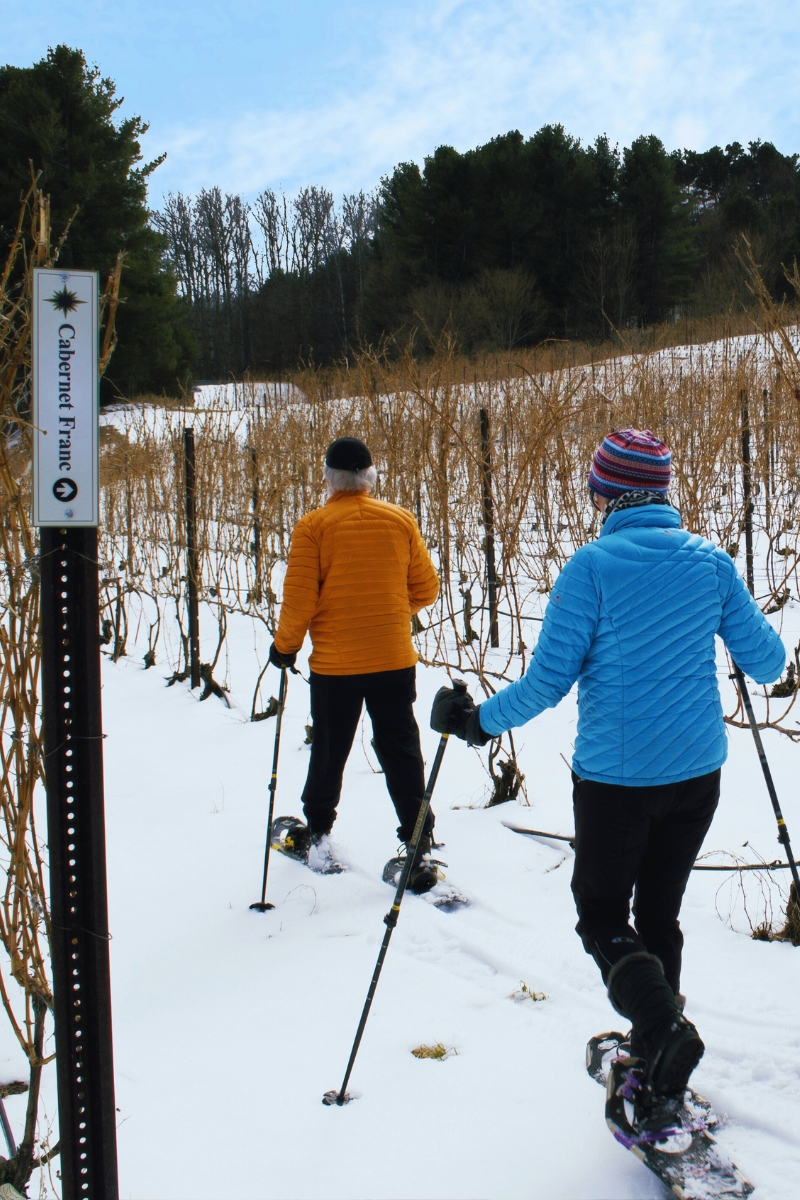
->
xmin=588 ymin=429 xmax=671 ymax=498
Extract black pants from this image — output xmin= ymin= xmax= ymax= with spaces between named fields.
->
xmin=571 ymin=769 xmax=720 ymax=993
xmin=301 ymin=666 xmax=431 ymax=842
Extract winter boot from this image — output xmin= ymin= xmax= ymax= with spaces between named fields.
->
xmin=629 ymin=992 xmax=686 ymax=1060
xmin=307 ymin=832 xmax=345 ymax=875
xmin=608 ymin=954 xmax=703 ymax=1097
xmin=382 ymin=830 xmax=443 ymax=894
xmin=645 ymin=1014 xmax=704 ymax=1096
xmin=405 ymin=831 xmax=439 ymax=894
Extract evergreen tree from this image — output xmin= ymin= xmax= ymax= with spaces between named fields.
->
xmin=617 ymin=135 xmax=692 ymax=323
xmin=375 ymin=126 xmax=623 ymax=340
xmin=677 ymin=140 xmax=800 ymax=305
xmin=0 ymin=45 xmax=194 ymax=398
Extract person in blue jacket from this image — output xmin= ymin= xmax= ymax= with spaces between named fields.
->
xmin=431 ymin=428 xmax=785 ymax=1101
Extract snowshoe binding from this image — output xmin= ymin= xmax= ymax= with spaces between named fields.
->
xmin=382 ymin=853 xmax=441 ymax=894
xmin=587 ymin=1032 xmax=752 ymax=1198
xmin=586 ymin=1030 xmax=715 ymax=1126
xmin=271 ymin=817 xmax=345 ymax=874
xmin=382 ymin=838 xmax=467 ymax=910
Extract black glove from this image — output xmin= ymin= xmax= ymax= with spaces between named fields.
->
xmin=430 ymin=680 xmax=492 ymax=746
xmin=463 ymin=705 xmax=491 ymax=746
xmin=269 ymin=641 xmax=297 ymax=670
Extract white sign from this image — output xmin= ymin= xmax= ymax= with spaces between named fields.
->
xmin=32 ymin=269 xmax=99 ymax=526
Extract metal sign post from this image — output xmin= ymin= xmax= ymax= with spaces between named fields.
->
xmin=33 ymin=269 xmax=119 ymax=1199
xmin=183 ymin=427 xmax=201 ymax=690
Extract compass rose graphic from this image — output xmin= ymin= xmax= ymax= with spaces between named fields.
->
xmin=47 ymin=286 xmax=86 ymax=315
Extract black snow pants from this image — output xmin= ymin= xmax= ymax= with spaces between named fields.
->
xmin=571 ymin=769 xmax=720 ymax=993
xmin=301 ymin=666 xmax=431 ymax=842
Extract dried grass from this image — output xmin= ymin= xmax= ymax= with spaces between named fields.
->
xmin=509 ymin=982 xmax=547 ymax=1003
xmin=410 ymin=1043 xmax=457 ymax=1060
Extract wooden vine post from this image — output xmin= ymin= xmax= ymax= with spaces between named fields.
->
xmin=740 ymin=389 xmax=755 ymax=595
xmin=250 ymin=440 xmax=262 ymax=601
xmin=479 ymin=405 xmax=500 ymax=648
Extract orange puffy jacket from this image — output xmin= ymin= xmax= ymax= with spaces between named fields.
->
xmin=274 ymin=491 xmax=439 ymax=675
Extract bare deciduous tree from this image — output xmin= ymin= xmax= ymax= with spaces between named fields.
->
xmin=581 ymin=224 xmax=638 ymax=335
xmin=475 ymin=267 xmax=545 ymax=350
xmin=156 ymin=185 xmax=378 ymax=375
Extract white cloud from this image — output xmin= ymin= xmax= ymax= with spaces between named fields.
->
xmin=150 ymin=0 xmax=800 ymax=203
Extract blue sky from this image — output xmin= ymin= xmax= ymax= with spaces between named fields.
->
xmin=5 ymin=0 xmax=800 ymax=206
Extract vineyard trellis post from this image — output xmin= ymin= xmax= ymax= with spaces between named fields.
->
xmin=184 ymin=426 xmax=201 ymax=689
xmin=250 ymin=440 xmax=261 ymax=600
xmin=479 ymin=404 xmax=500 ymax=648
xmin=740 ymin=389 xmax=755 ymax=595
xmin=40 ymin=529 xmax=119 ymax=1199
xmin=33 ymin=265 xmax=119 ymax=1198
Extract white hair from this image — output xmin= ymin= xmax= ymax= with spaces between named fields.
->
xmin=324 ymin=463 xmax=377 ymax=496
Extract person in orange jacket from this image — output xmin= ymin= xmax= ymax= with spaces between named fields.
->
xmin=269 ymin=436 xmax=441 ymax=886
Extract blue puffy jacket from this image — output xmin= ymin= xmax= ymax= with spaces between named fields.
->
xmin=480 ymin=505 xmax=786 ymax=785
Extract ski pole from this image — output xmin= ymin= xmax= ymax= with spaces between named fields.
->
xmin=250 ymin=667 xmax=289 ymax=913
xmin=731 ymin=662 xmax=800 ymax=896
xmin=322 ymin=700 xmax=461 ymax=1107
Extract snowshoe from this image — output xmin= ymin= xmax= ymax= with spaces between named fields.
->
xmin=587 ymin=1029 xmax=630 ymax=1086
xmin=587 ymin=1033 xmax=752 ymax=1197
xmin=270 ymin=817 xmax=346 ymax=874
xmin=383 ymin=854 xmax=436 ymax=893
xmin=381 ymin=853 xmax=467 ymax=909
xmin=383 ymin=830 xmax=438 ymax=894
xmin=271 ymin=816 xmax=311 ymax=860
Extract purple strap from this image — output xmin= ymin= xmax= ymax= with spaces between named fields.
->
xmin=613 ymin=1068 xmax=707 ymax=1148
xmin=613 ymin=1119 xmax=706 ymax=1150
xmin=619 ymin=1067 xmax=642 ymax=1101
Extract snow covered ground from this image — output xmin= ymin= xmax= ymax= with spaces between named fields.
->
xmin=68 ymin=601 xmax=800 ymax=1199
xmin=185 ymin=326 xmax=800 ymax=413
xmin=98 ymin=324 xmax=795 ymax=424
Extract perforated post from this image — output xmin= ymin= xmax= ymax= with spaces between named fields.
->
xmin=40 ymin=527 xmax=119 ymax=1200
xmin=184 ymin=428 xmax=201 ymax=689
